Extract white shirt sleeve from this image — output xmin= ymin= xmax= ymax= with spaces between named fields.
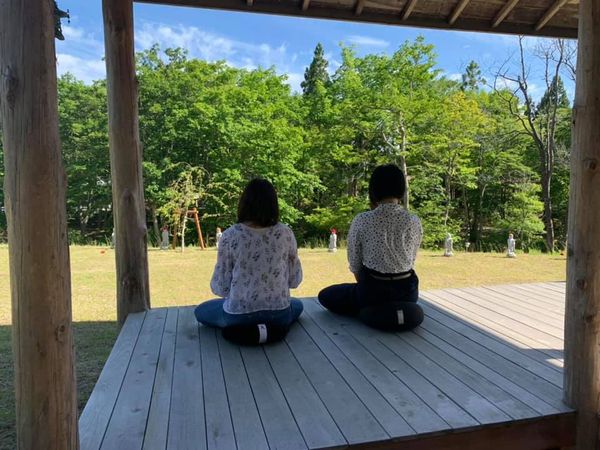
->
xmin=347 ymin=216 xmax=363 ymax=274
xmin=210 ymin=233 xmax=233 ymax=297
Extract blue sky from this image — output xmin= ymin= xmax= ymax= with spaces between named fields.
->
xmin=55 ymin=0 xmax=575 ymax=99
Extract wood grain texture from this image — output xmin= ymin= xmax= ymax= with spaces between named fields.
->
xmin=100 ymin=309 xmax=167 ymax=450
xmin=143 ymin=309 xmax=178 ymax=450
xmin=103 ymin=0 xmax=151 ymax=324
xmin=134 ymin=0 xmax=578 ymax=38
xmin=80 ymin=312 xmax=145 ymax=450
xmin=564 ymin=0 xmax=600 ymax=446
xmin=82 ymin=284 xmax=576 ymax=449
xmin=0 ymin=1 xmax=78 ymax=448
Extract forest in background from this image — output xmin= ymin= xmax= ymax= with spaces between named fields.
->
xmin=0 ymin=36 xmax=575 ymax=252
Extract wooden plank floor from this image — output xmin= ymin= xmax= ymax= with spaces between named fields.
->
xmin=79 ymin=282 xmax=575 ymax=450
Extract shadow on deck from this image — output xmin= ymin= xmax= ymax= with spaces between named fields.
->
xmin=79 ymin=282 xmax=574 ymax=450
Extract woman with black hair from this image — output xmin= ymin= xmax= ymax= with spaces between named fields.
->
xmin=195 ymin=178 xmax=303 ymax=343
xmin=318 ymin=164 xmax=424 ymax=331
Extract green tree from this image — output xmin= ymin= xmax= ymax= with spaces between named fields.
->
xmin=301 ymin=43 xmax=330 ymax=96
xmin=461 ymin=61 xmax=485 ymax=91
xmin=57 ymin=75 xmax=111 ymax=238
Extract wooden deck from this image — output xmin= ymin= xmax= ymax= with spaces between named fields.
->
xmin=79 ymin=282 xmax=575 ymax=450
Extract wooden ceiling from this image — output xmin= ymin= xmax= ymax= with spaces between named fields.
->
xmin=135 ymin=0 xmax=579 ymax=38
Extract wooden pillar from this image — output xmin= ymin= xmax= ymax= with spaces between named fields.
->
xmin=564 ymin=0 xmax=600 ymax=447
xmin=0 ymin=0 xmax=78 ymax=448
xmin=103 ymin=0 xmax=151 ymax=324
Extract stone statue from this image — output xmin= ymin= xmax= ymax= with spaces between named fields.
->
xmin=444 ymin=233 xmax=454 ymax=257
xmin=216 ymin=227 xmax=223 ymax=249
xmin=160 ymin=226 xmax=170 ymax=250
xmin=507 ymin=233 xmax=516 ymax=258
xmin=328 ymin=228 xmax=337 ymax=253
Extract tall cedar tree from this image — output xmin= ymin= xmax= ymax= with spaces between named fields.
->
xmin=301 ymin=43 xmax=330 ymax=95
xmin=461 ymin=61 xmax=486 ymax=91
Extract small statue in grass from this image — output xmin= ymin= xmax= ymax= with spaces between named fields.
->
xmin=216 ymin=227 xmax=223 ymax=249
xmin=328 ymin=228 xmax=337 ymax=253
xmin=444 ymin=233 xmax=454 ymax=257
xmin=160 ymin=226 xmax=170 ymax=250
xmin=507 ymin=233 xmax=516 ymax=258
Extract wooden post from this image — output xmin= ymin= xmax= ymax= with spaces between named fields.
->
xmin=564 ymin=0 xmax=600 ymax=447
xmin=0 ymin=0 xmax=78 ymax=448
xmin=103 ymin=0 xmax=151 ymax=324
xmin=191 ymin=208 xmax=206 ymax=249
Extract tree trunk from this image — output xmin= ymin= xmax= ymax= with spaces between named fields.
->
xmin=151 ymin=205 xmax=160 ymax=247
xmin=103 ymin=0 xmax=151 ymax=324
xmin=399 ymin=124 xmax=409 ymax=209
xmin=541 ymin=169 xmax=555 ymax=253
xmin=564 ymin=0 xmax=600 ymax=447
xmin=0 ymin=0 xmax=78 ymax=447
xmin=181 ymin=214 xmax=187 ymax=252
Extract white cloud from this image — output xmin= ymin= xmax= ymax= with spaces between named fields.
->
xmin=135 ymin=22 xmax=303 ymax=92
xmin=285 ymin=72 xmax=304 ymax=93
xmin=56 ymin=53 xmax=106 ymax=83
xmin=135 ymin=22 xmax=294 ymax=71
xmin=344 ymin=35 xmax=390 ymax=48
xmin=447 ymin=72 xmax=463 ymax=81
xmin=62 ymin=25 xmax=84 ymax=40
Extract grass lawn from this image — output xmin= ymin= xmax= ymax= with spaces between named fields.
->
xmin=0 ymin=245 xmax=566 ymax=448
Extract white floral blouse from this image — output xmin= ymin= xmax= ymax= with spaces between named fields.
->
xmin=347 ymin=203 xmax=423 ymax=274
xmin=210 ymin=222 xmax=303 ymax=314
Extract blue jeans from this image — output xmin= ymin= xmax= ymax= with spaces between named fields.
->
xmin=195 ymin=298 xmax=304 ymax=328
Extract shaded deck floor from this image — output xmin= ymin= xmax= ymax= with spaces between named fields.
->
xmin=79 ymin=282 xmax=574 ymax=449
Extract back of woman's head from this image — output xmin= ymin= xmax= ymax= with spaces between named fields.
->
xmin=237 ymin=178 xmax=280 ymax=227
xmin=368 ymin=164 xmax=406 ymax=205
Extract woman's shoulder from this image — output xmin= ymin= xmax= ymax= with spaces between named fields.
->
xmin=221 ymin=224 xmax=243 ymax=239
xmin=402 ymin=209 xmax=422 ymax=229
xmin=274 ymin=222 xmax=296 ymax=235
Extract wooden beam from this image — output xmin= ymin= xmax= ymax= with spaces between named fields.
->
xmin=103 ymin=0 xmax=151 ymax=325
xmin=355 ymin=0 xmax=365 ymax=16
xmin=247 ymin=0 xmax=254 ymax=5
xmin=350 ymin=413 xmax=575 ymax=449
xmin=448 ymin=0 xmax=471 ymax=24
xmin=564 ymin=0 xmax=600 ymax=447
xmin=302 ymin=0 xmax=310 ymax=10
xmin=134 ymin=0 xmax=578 ymax=38
xmin=492 ymin=0 xmax=520 ymax=28
xmin=534 ymin=0 xmax=569 ymax=31
xmin=401 ymin=0 xmax=418 ymax=20
xmin=0 ymin=0 xmax=78 ymax=448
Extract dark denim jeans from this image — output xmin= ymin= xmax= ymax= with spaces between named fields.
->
xmin=318 ymin=267 xmax=419 ymax=316
xmin=195 ymin=298 xmax=304 ymax=328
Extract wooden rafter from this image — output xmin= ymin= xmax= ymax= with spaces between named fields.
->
xmin=401 ymin=0 xmax=418 ymax=20
xmin=492 ymin=0 xmax=520 ymax=28
xmin=355 ymin=0 xmax=365 ymax=15
xmin=448 ymin=0 xmax=471 ymax=24
xmin=302 ymin=0 xmax=310 ymax=10
xmin=535 ymin=0 xmax=570 ymax=30
xmin=134 ymin=0 xmax=577 ymax=38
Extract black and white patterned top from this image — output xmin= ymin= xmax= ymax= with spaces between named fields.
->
xmin=210 ymin=222 xmax=303 ymax=314
xmin=347 ymin=203 xmax=423 ymax=274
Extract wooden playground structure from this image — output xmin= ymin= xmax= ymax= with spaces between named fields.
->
xmin=0 ymin=0 xmax=598 ymax=448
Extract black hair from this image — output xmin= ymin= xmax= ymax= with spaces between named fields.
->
xmin=237 ymin=178 xmax=280 ymax=227
xmin=368 ymin=164 xmax=406 ymax=205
